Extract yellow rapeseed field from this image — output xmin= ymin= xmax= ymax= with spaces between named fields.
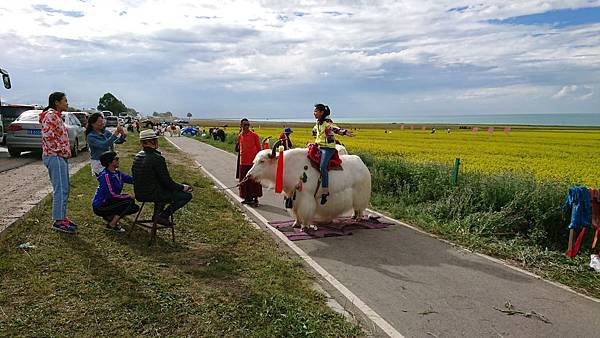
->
xmin=251 ymin=125 xmax=600 ymax=186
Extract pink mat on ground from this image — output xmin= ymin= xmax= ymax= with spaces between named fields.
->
xmin=268 ymin=216 xmax=392 ymax=241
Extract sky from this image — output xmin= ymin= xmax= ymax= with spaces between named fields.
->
xmin=0 ymin=0 xmax=599 ymax=119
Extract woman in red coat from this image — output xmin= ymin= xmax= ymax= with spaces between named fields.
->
xmin=236 ymin=118 xmax=262 ymax=206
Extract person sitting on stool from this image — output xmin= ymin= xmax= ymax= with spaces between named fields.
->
xmin=132 ymin=130 xmax=193 ymax=226
xmin=92 ymin=151 xmax=140 ymax=232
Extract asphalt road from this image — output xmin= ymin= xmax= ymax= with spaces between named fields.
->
xmin=0 ymin=145 xmax=39 ymax=172
xmin=166 ymin=136 xmax=600 ymax=338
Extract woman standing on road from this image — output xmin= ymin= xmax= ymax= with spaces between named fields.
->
xmin=39 ymin=92 xmax=77 ymax=234
xmin=86 ymin=112 xmax=126 ymax=176
xmin=236 ymin=118 xmax=262 ymax=206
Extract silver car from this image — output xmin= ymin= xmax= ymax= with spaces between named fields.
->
xmin=105 ymin=116 xmax=118 ymax=127
xmin=6 ymin=110 xmax=87 ymax=157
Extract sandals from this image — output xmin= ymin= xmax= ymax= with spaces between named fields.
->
xmin=105 ymin=224 xmax=126 ymax=233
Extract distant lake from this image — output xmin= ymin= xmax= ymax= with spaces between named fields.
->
xmin=247 ymin=113 xmax=600 ymax=127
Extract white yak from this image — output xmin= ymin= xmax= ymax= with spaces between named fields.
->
xmin=246 ymin=142 xmax=371 ymax=230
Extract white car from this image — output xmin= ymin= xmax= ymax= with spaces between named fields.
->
xmin=6 ymin=110 xmax=87 ymax=157
xmin=0 ymin=113 xmax=3 ymax=145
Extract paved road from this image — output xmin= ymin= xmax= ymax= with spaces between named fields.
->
xmin=167 ymin=136 xmax=600 ymax=338
xmin=0 ymin=145 xmax=39 ymax=172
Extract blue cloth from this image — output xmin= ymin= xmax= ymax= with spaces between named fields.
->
xmin=563 ymin=186 xmax=591 ymax=230
xmin=87 ymin=130 xmax=126 ymax=160
xmin=181 ymin=127 xmax=198 ymax=136
xmin=43 ymin=155 xmax=69 ymax=220
xmin=319 ymin=147 xmax=336 ymax=188
xmin=92 ymin=168 xmax=134 ymax=209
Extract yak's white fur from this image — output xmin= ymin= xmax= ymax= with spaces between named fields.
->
xmin=246 ymin=148 xmax=371 ymax=229
xmin=168 ymin=125 xmax=181 ymax=137
xmin=335 ymin=144 xmax=348 ymax=155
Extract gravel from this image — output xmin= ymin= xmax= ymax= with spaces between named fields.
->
xmin=0 ymin=155 xmax=88 ymax=233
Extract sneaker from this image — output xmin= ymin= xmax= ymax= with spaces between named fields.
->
xmin=64 ymin=217 xmax=78 ymax=228
xmin=320 ymin=193 xmax=329 ymax=205
xmin=52 ymin=221 xmax=76 ymax=234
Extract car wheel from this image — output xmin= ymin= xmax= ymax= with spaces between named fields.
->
xmin=72 ymin=139 xmax=79 ymax=157
xmin=8 ymin=147 xmax=21 ymax=157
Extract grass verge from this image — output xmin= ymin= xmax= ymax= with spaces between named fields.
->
xmin=0 ymin=137 xmax=362 ymax=337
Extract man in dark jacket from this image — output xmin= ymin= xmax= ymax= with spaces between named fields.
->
xmin=132 ymin=130 xmax=193 ymax=225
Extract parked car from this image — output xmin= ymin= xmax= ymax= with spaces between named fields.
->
xmin=105 ymin=116 xmax=119 ymax=127
xmin=6 ymin=110 xmax=87 ymax=157
xmin=73 ymin=111 xmax=89 ymax=127
xmin=0 ymin=104 xmax=35 ymax=144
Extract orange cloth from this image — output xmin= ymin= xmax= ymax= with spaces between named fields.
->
xmin=237 ymin=131 xmax=261 ymax=165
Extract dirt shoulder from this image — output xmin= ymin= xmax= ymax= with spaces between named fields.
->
xmin=0 ymin=155 xmax=88 ymax=234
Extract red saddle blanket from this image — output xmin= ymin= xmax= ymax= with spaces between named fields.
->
xmin=307 ymin=144 xmax=343 ymax=171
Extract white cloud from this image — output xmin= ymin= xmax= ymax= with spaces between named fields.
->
xmin=457 ymin=84 xmax=547 ymax=100
xmin=552 ymin=84 xmax=594 ymax=99
xmin=0 ymin=0 xmax=599 ymax=116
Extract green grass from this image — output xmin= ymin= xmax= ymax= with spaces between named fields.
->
xmin=196 ymin=132 xmax=237 ymax=153
xmin=0 ymin=137 xmax=362 ymax=337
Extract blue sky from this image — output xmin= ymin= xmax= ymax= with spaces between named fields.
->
xmin=0 ymin=1 xmax=599 ymax=119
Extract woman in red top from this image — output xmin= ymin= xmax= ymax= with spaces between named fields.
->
xmin=236 ymin=118 xmax=262 ymax=206
xmin=39 ymin=92 xmax=77 ymax=234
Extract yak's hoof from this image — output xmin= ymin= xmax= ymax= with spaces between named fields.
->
xmin=302 ymin=224 xmax=318 ymax=232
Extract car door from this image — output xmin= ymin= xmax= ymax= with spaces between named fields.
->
xmin=0 ymin=113 xmax=4 ymax=143
xmin=69 ymin=114 xmax=85 ymax=150
xmin=62 ymin=113 xmax=75 ymax=148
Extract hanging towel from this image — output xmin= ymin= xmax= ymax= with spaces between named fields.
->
xmin=563 ymin=186 xmax=592 ymax=230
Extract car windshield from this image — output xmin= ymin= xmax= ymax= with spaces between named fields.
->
xmin=17 ymin=111 xmax=41 ymax=121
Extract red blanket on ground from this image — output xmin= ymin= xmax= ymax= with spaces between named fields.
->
xmin=307 ymin=144 xmax=343 ymax=171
